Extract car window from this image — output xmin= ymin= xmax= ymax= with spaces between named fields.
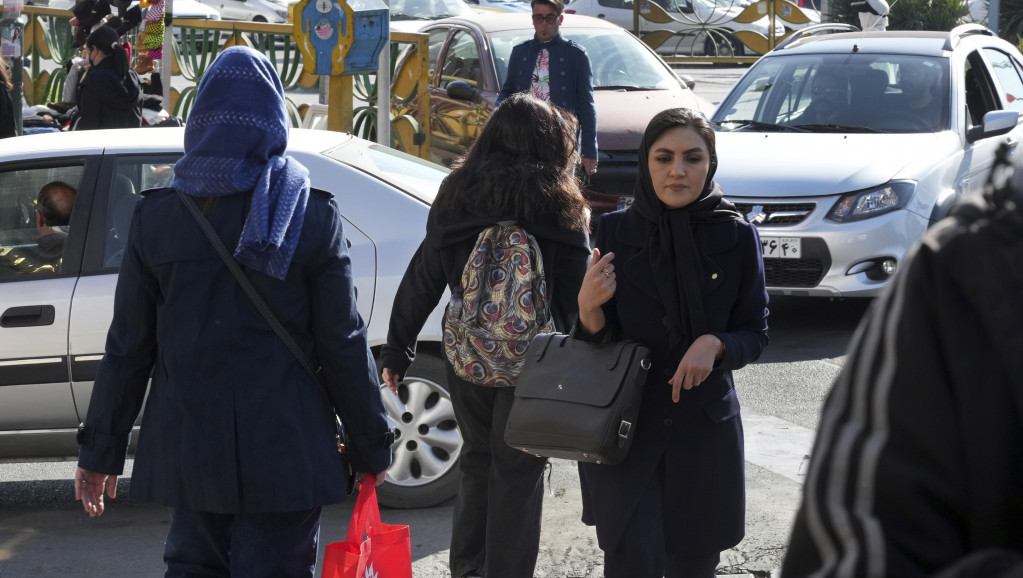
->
xmin=101 ymin=157 xmax=178 ymax=269
xmin=0 ymin=166 xmax=84 ymax=277
xmin=428 ymin=28 xmax=448 ymax=84
xmin=597 ymin=0 xmax=632 ymax=8
xmin=965 ymin=51 xmax=1000 ymax=126
xmin=982 ymin=48 xmax=1023 ymax=114
xmin=391 ymin=0 xmax=470 ymax=20
xmin=327 ymin=143 xmax=448 ymax=204
xmin=714 ymin=54 xmax=949 ymax=133
xmin=490 ymin=28 xmax=680 ymax=90
xmin=439 ymin=30 xmax=483 ymax=90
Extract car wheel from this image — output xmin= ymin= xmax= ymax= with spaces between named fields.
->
xmin=253 ymin=15 xmax=268 ymax=22
xmin=376 ymin=352 xmax=463 ymax=509
xmin=703 ymin=32 xmax=743 ymax=57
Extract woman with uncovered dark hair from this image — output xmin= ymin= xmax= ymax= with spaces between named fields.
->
xmin=576 ymin=107 xmax=769 ymax=577
xmin=75 ymin=24 xmax=141 ymax=130
xmin=381 ymin=92 xmax=591 ymax=578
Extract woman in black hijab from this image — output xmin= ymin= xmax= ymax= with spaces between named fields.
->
xmin=74 ymin=25 xmax=142 ymax=130
xmin=576 ymin=107 xmax=769 ymax=577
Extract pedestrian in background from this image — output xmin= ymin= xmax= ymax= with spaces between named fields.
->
xmin=74 ymin=46 xmax=392 ymax=578
xmin=380 ymin=92 xmax=591 ymax=578
xmin=0 ymin=60 xmax=15 ymax=138
xmin=781 ymin=147 xmax=1023 ymax=578
xmin=74 ymin=24 xmax=141 ymax=130
xmin=575 ymin=107 xmax=769 ymax=578
xmin=497 ymin=0 xmax=599 ymax=177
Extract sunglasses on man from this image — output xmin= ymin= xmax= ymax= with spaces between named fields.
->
xmin=531 ymin=13 xmax=559 ymax=23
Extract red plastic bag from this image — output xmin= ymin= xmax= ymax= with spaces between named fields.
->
xmin=321 ymin=475 xmax=412 ymax=578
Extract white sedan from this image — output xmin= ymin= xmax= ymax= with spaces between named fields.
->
xmin=0 ymin=127 xmax=461 ymax=508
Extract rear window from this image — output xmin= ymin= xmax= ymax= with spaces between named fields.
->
xmin=327 ymin=143 xmax=448 ymax=204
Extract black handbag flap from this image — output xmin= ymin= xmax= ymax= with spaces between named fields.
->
xmin=513 ymin=334 xmax=649 ymax=407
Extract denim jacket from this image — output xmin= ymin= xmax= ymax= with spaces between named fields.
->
xmin=497 ymin=34 xmax=598 ymax=159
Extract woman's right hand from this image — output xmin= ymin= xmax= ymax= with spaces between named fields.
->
xmin=577 ymin=248 xmax=616 ymax=334
xmin=382 ymin=368 xmax=400 ymax=395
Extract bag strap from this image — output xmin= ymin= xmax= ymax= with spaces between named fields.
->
xmin=346 ymin=475 xmax=383 ymax=542
xmin=175 ymin=189 xmax=346 ymax=453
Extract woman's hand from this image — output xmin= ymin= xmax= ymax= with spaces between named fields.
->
xmin=668 ymin=334 xmax=724 ymax=402
xmin=382 ymin=368 xmax=400 ymax=395
xmin=577 ymin=248 xmax=616 ymax=334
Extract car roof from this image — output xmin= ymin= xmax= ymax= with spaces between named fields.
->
xmin=424 ymin=12 xmax=625 ymax=33
xmin=778 ymin=31 xmax=950 ymax=57
xmin=774 ymin=26 xmax=1018 ymax=58
xmin=0 ymin=128 xmax=356 ymax=160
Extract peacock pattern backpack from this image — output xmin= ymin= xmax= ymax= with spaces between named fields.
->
xmin=443 ymin=223 xmax=555 ymax=387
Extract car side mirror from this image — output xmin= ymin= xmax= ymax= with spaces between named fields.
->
xmin=678 ymin=74 xmax=696 ymax=90
xmin=447 ymin=80 xmax=481 ymax=103
xmin=967 ymin=109 xmax=1019 ymax=143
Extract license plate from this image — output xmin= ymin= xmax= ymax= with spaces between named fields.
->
xmin=760 ymin=236 xmax=801 ymax=259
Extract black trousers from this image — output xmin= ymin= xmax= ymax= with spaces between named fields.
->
xmin=446 ymin=366 xmax=548 ymax=578
xmin=163 ymin=506 xmax=321 ymax=578
xmin=603 ymin=463 xmax=720 ymax=578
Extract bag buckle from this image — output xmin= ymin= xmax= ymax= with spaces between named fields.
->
xmin=618 ymin=420 xmax=632 ymax=439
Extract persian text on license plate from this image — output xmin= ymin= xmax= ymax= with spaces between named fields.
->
xmin=760 ymin=236 xmax=801 ymax=259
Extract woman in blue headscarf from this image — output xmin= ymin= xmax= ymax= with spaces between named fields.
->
xmin=575 ymin=107 xmax=769 ymax=578
xmin=74 ymin=46 xmax=393 ymax=577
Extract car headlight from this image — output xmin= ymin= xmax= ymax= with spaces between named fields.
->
xmin=826 ymin=181 xmax=916 ymax=222
xmin=276 ymin=8 xmax=289 ymax=17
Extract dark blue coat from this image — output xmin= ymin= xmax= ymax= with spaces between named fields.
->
xmin=578 ymin=207 xmax=769 ymax=553
xmin=77 ymin=188 xmax=393 ymax=513
xmin=496 ymin=34 xmax=598 ymax=160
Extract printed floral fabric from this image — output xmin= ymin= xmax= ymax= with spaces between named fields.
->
xmin=530 ymin=48 xmax=550 ymax=103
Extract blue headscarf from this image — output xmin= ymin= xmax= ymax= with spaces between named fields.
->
xmin=171 ymin=46 xmax=310 ymax=280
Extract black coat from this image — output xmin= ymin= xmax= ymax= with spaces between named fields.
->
xmin=781 ymin=192 xmax=1023 ymax=577
xmin=0 ymin=83 xmax=15 ymax=138
xmin=75 ymin=58 xmax=142 ymax=130
xmin=77 ymin=189 xmax=393 ymax=513
xmin=578 ymin=208 xmax=769 ymax=554
xmin=380 ymin=206 xmax=590 ymax=378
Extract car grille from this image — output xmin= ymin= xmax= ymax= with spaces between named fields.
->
xmin=733 ymin=202 xmax=816 ymax=226
xmin=763 ymin=238 xmax=830 ymax=288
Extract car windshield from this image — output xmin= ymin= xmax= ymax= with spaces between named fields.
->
xmin=327 ymin=143 xmax=449 ymax=204
xmin=490 ymin=28 xmax=680 ymax=90
xmin=391 ymin=0 xmax=471 ymax=20
xmin=713 ymin=53 xmax=950 ymax=133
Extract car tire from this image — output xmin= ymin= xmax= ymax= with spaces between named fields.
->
xmin=376 ymin=351 xmax=463 ymax=509
xmin=703 ymin=32 xmax=743 ymax=57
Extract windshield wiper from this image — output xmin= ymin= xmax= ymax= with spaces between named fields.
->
xmin=594 ymin=85 xmax=658 ymax=91
xmin=716 ymin=119 xmax=808 ymax=133
xmin=795 ymin=124 xmax=885 ymax=134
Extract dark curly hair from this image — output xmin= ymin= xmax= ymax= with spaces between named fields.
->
xmin=432 ymin=92 xmax=589 ymax=233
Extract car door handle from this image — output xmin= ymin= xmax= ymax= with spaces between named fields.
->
xmin=1006 ymin=136 xmax=1018 ymax=153
xmin=597 ymin=13 xmax=606 ymax=17
xmin=1 ymin=305 xmax=56 ymax=327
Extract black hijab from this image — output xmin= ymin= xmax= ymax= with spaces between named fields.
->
xmin=630 ymin=108 xmax=742 ymax=354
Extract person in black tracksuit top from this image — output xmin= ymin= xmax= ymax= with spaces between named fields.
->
xmin=75 ymin=25 xmax=142 ymax=131
xmin=380 ymin=93 xmax=591 ymax=578
xmin=781 ymin=147 xmax=1023 ymax=578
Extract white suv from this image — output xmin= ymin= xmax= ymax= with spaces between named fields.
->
xmin=712 ymin=23 xmax=1022 ymax=297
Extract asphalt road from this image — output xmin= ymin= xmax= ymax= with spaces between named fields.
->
xmin=0 ymin=295 xmax=872 ymax=577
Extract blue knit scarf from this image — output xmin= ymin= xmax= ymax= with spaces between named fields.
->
xmin=171 ymin=46 xmax=310 ymax=280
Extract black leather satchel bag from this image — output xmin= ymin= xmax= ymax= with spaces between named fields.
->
xmin=503 ymin=333 xmax=651 ymax=465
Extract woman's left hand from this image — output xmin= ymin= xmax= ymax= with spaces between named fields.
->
xmin=668 ymin=334 xmax=724 ymax=402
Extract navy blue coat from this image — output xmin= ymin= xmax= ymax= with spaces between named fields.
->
xmin=496 ymin=34 xmax=598 ymax=160
xmin=77 ymin=188 xmax=393 ymax=513
xmin=578 ymin=208 xmax=769 ymax=553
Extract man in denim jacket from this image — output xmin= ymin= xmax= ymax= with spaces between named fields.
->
xmin=497 ymin=0 xmax=599 ymax=176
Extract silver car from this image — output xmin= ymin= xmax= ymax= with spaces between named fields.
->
xmin=0 ymin=127 xmax=460 ymax=508
xmin=713 ymin=24 xmax=1022 ymax=297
